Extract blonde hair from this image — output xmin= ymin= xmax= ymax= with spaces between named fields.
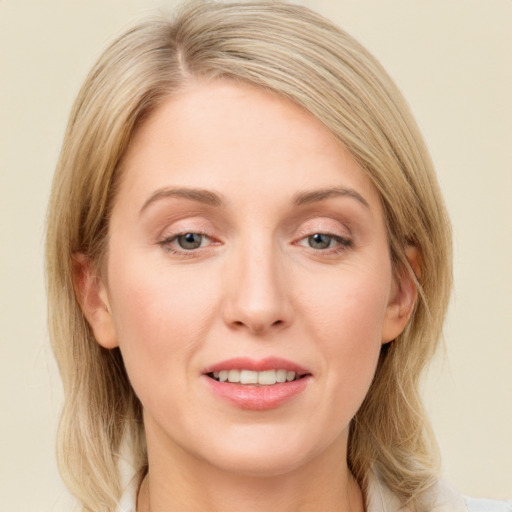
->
xmin=46 ymin=1 xmax=452 ymax=510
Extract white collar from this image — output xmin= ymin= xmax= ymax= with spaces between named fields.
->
xmin=366 ymin=469 xmax=469 ymax=512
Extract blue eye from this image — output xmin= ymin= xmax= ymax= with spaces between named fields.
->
xmin=298 ymin=233 xmax=352 ymax=251
xmin=176 ymin=233 xmax=205 ymax=250
xmin=308 ymin=233 xmax=335 ymax=249
xmin=160 ymin=232 xmax=211 ymax=253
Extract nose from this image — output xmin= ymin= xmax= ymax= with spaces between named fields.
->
xmin=222 ymin=240 xmax=292 ymax=336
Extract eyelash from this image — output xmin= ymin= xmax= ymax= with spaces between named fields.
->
xmin=295 ymin=233 xmax=353 ymax=254
xmin=158 ymin=232 xmax=215 ymax=255
xmin=158 ymin=231 xmax=353 ymax=256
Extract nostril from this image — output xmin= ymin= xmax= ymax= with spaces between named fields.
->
xmin=230 ymin=318 xmax=285 ymax=333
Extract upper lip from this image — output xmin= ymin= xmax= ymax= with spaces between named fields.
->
xmin=202 ymin=357 xmax=310 ymax=376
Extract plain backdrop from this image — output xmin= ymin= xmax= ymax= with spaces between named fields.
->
xmin=1 ymin=1 xmax=511 ymax=510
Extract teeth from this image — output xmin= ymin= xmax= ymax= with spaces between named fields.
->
xmin=276 ymin=369 xmax=287 ymax=383
xmin=240 ymin=370 xmax=258 ymax=384
xmin=227 ymin=369 xmax=240 ymax=382
xmin=211 ymin=369 xmax=300 ymax=385
xmin=258 ymin=370 xmax=276 ymax=385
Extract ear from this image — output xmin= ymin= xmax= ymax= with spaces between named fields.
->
xmin=381 ymin=246 xmax=420 ymax=344
xmin=72 ymin=253 xmax=119 ymax=349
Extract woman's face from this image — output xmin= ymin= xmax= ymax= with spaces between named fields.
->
xmin=86 ymin=80 xmax=412 ymax=476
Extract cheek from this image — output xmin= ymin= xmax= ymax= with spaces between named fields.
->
xmin=301 ymin=263 xmax=391 ymax=345
xmin=299 ymin=264 xmax=391 ymax=404
xmin=324 ymin=290 xmax=385 ymax=382
xmin=106 ymin=254 xmax=219 ymax=400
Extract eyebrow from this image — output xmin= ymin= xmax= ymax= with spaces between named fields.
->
xmin=292 ymin=187 xmax=370 ymax=209
xmin=139 ymin=185 xmax=370 ymax=216
xmin=139 ymin=187 xmax=224 ymax=216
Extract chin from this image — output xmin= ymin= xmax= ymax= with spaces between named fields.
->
xmin=206 ymin=447 xmax=309 ymax=478
xmin=195 ymin=425 xmax=336 ymax=478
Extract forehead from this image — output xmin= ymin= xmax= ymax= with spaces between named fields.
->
xmin=115 ymin=80 xmax=382 ymax=215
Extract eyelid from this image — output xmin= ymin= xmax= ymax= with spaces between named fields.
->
xmin=294 ymin=232 xmax=353 ymax=250
xmin=165 ymin=232 xmax=211 ymax=245
xmin=291 ymin=216 xmax=355 ymax=254
xmin=157 ymin=229 xmax=219 ymax=256
xmin=155 ymin=214 xmax=215 ymax=239
xmin=292 ymin=215 xmax=352 ymax=238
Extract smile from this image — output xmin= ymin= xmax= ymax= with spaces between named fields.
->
xmin=202 ymin=357 xmax=312 ymax=410
xmin=208 ymin=369 xmax=302 ymax=385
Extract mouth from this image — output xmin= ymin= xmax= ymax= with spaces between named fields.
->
xmin=206 ymin=369 xmax=308 ymax=385
xmin=202 ymin=357 xmax=312 ymax=409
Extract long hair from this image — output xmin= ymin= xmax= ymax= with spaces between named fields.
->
xmin=46 ymin=1 xmax=452 ymax=510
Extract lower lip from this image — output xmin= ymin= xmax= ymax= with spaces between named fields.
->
xmin=203 ymin=376 xmax=311 ymax=410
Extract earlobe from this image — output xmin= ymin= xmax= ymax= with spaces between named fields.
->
xmin=72 ymin=253 xmax=119 ymax=349
xmin=381 ymin=246 xmax=420 ymax=344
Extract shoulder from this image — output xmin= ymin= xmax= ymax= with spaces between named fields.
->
xmin=424 ymin=480 xmax=511 ymax=512
xmin=464 ymin=496 xmax=512 ymax=512
xmin=366 ymin=470 xmax=511 ymax=512
xmin=117 ymin=474 xmax=138 ymax=512
xmin=424 ymin=480 xmax=512 ymax=512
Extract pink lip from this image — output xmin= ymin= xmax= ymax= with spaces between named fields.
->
xmin=202 ymin=357 xmax=312 ymax=411
xmin=202 ymin=357 xmax=309 ymax=375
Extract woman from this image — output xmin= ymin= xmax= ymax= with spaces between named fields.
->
xmin=45 ymin=1 xmax=510 ymax=511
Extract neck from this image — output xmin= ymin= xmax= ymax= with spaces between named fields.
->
xmin=137 ymin=426 xmax=364 ymax=512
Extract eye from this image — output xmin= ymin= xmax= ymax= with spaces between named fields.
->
xmin=175 ymin=233 xmax=206 ymax=250
xmin=297 ymin=233 xmax=352 ymax=251
xmin=308 ymin=233 xmax=335 ymax=249
xmin=159 ymin=232 xmax=212 ymax=252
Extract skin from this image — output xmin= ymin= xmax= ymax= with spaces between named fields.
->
xmin=78 ymin=80 xmax=417 ymax=511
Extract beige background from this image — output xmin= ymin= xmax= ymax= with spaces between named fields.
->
xmin=1 ymin=0 xmax=511 ymax=510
